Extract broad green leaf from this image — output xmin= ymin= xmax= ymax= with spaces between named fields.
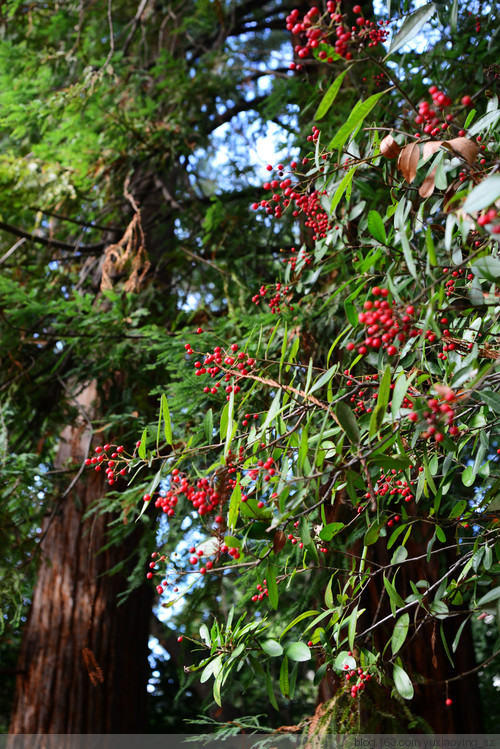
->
xmin=261 ymin=639 xmax=283 ymax=657
xmin=364 ymin=519 xmax=384 ymax=546
xmin=319 ymin=522 xmax=345 ymax=541
xmin=391 ymin=545 xmax=408 ymax=565
xmin=468 ymin=110 xmax=500 ymax=137
xmin=138 ymin=427 xmax=147 ymax=459
xmin=393 ymin=663 xmax=414 ymax=700
xmin=334 ymin=651 xmax=356 ymax=672
xmin=309 ymin=364 xmax=339 ymax=396
xmin=330 ymin=166 xmax=358 ymax=214
xmin=452 ymin=616 xmax=471 ymax=653
xmin=391 ymin=370 xmax=417 ymax=418
xmin=336 ymin=402 xmax=360 ymax=444
xmin=199 ymin=623 xmax=211 ymax=646
xmin=161 ymin=393 xmax=172 ymax=444
xmin=266 ymin=561 xmax=279 ymax=610
xmin=227 ymin=479 xmax=241 ymax=530
xmin=476 ymin=585 xmax=500 ymax=607
xmin=391 ymin=613 xmax=409 ymax=655
xmin=279 ymin=656 xmax=289 ymax=698
xmin=387 ymin=4 xmax=436 ymax=56
xmin=449 ymin=500 xmax=468 ymax=519
xmin=367 ymin=210 xmax=387 ymax=244
xmin=204 ymin=408 xmax=213 ymax=445
xmin=348 ymin=605 xmax=358 ymax=651
xmin=279 ymin=610 xmax=319 ymax=640
xmin=383 ymin=573 xmax=405 ymax=613
xmin=284 ymin=641 xmax=311 ymax=662
xmin=463 ymin=175 xmax=500 ymax=213
xmin=328 ymin=89 xmax=392 ymax=151
xmin=425 ymin=226 xmax=437 ymax=265
xmin=314 ymin=67 xmax=351 ymax=120
xmin=479 ymin=390 xmax=500 ymax=414
xmin=265 ymin=664 xmax=279 ymax=710
xmin=369 ymin=364 xmax=391 ymax=436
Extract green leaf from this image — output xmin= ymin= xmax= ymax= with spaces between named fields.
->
xmin=279 ymin=656 xmax=290 ymax=698
xmin=383 ymin=573 xmax=405 ymax=613
xmin=330 ymin=166 xmax=358 ymax=214
xmin=391 ymin=370 xmax=417 ymax=418
xmin=314 ymin=67 xmax=351 ymax=120
xmin=266 ymin=561 xmax=279 ymax=610
xmin=367 ymin=210 xmax=387 ymax=244
xmin=261 ymin=639 xmax=283 ymax=657
xmin=364 ymin=519 xmax=384 ymax=546
xmin=449 ymin=500 xmax=468 ymax=519
xmin=138 ymin=427 xmax=148 ymax=459
xmin=387 ymin=4 xmax=436 ymax=56
xmin=328 ymin=89 xmax=392 ymax=152
xmin=391 ymin=545 xmax=408 ymax=565
xmin=334 ymin=651 xmax=356 ymax=672
xmin=369 ymin=364 xmax=391 ymax=436
xmin=266 ymin=664 xmax=279 ymax=710
xmin=199 ymin=623 xmax=211 ymax=646
xmin=319 ymin=522 xmax=345 ymax=541
xmin=279 ymin=610 xmax=319 ymax=640
xmin=348 ymin=605 xmax=358 ymax=651
xmin=309 ymin=364 xmax=339 ymax=396
xmin=393 ymin=663 xmax=414 ymax=700
xmin=336 ymin=402 xmax=360 ymax=444
xmin=463 ymin=175 xmax=500 ymax=213
xmin=228 ymin=479 xmax=241 ymax=530
xmin=425 ymin=226 xmax=437 ymax=266
xmin=479 ymin=390 xmax=500 ymax=414
xmin=391 ymin=613 xmax=409 ymax=655
xmin=471 ymin=256 xmax=500 ymax=283
xmin=204 ymin=408 xmax=213 ymax=445
xmin=452 ymin=616 xmax=471 ymax=653
xmin=476 ymin=585 xmax=500 ymax=607
xmin=284 ymin=641 xmax=311 ymax=662
xmin=161 ymin=393 xmax=172 ymax=444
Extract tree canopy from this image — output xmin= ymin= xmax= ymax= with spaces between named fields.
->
xmin=1 ymin=0 xmax=500 ymax=737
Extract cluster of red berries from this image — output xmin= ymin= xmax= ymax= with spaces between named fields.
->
xmin=253 ymin=160 xmax=333 ymax=240
xmin=414 ymin=85 xmax=453 ymax=136
xmin=478 ymin=208 xmax=500 ymax=235
xmin=152 ymin=470 xmax=234 ymax=517
xmin=347 ymin=287 xmax=436 ymax=357
xmin=251 ymin=282 xmax=295 ymax=314
xmin=286 ymin=3 xmax=389 ymax=67
xmin=370 ymin=468 xmax=415 ymax=505
xmin=85 ymin=443 xmax=126 ymax=485
xmin=188 ymin=343 xmax=256 ymax=400
xmin=251 ymin=580 xmax=270 ymax=602
xmin=282 ymin=245 xmax=312 ymax=273
xmin=343 ymin=657 xmax=373 ymax=698
xmin=442 ymin=266 xmax=474 ymax=298
xmin=244 ymin=454 xmax=277 ymax=488
xmin=408 ymin=389 xmax=460 ymax=441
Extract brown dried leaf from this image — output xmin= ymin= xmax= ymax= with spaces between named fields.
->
xmin=419 ymin=168 xmax=437 ymax=198
xmin=422 ymin=140 xmax=443 ymax=161
xmin=273 ymin=529 xmax=287 ymax=554
xmin=444 ymin=137 xmax=479 ymax=164
xmin=380 ymin=133 xmax=401 ymax=159
xmin=397 ymin=142 xmax=420 ymax=183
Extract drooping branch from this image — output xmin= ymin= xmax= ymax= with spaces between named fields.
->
xmin=0 ymin=220 xmax=105 ymax=255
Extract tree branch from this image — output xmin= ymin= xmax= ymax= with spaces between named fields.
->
xmin=0 ymin=220 xmax=105 ymax=253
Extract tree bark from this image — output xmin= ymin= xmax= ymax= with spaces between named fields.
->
xmin=9 ymin=383 xmax=152 ymax=734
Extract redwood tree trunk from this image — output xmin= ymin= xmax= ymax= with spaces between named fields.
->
xmin=9 ymin=383 xmax=152 ymax=734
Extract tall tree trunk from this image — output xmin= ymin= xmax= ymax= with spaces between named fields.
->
xmin=9 ymin=383 xmax=152 ymax=734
